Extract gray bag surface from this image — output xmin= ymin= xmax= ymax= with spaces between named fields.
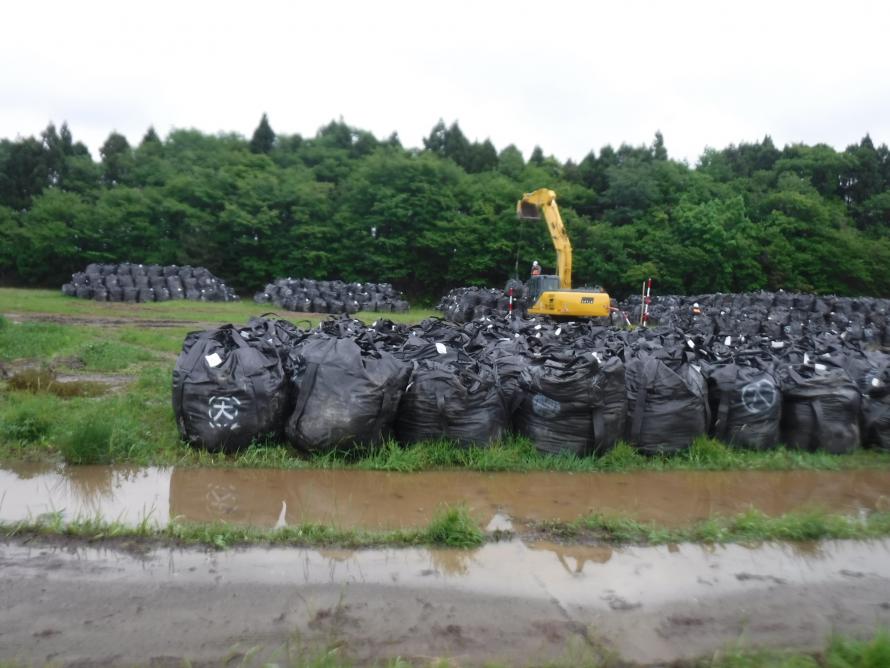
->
xmin=396 ymin=359 xmax=506 ymax=447
xmin=286 ymin=336 xmax=410 ymax=454
xmin=516 ymin=354 xmax=626 ymax=456
xmin=779 ymin=365 xmax=860 ymax=454
xmin=707 ymin=362 xmax=781 ymax=450
xmin=625 ymin=354 xmax=709 ymax=454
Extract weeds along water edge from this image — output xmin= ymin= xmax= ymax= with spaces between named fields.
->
xmin=4 ymin=507 xmax=890 ymax=550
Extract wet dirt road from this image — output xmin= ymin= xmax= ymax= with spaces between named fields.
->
xmin=3 ymin=464 xmax=890 ymax=530
xmin=2 ymin=537 xmax=889 ymax=666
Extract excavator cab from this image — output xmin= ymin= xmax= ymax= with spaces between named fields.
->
xmin=526 ymin=274 xmax=560 ymax=305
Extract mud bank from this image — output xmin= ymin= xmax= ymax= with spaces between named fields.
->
xmin=3 ymin=464 xmax=890 ymax=530
xmin=2 ymin=537 xmax=889 ymax=666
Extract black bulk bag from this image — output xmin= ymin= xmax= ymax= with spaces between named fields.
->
xmin=864 ymin=398 xmax=890 ymax=452
xmin=516 ymin=353 xmax=626 ymax=456
xmin=625 ymin=353 xmax=709 ymax=454
xmin=843 ymin=351 xmax=890 ymax=452
xmin=706 ymin=360 xmax=781 ymax=450
xmin=172 ymin=325 xmax=291 ymax=452
xmin=779 ymin=365 xmax=860 ymax=454
xmin=395 ymin=358 xmax=507 ymax=447
xmin=286 ymin=336 xmax=410 ymax=454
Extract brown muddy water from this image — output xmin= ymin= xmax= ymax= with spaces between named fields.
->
xmin=2 ymin=464 xmax=890 ymax=529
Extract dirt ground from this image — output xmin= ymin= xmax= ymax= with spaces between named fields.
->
xmin=2 ymin=310 xmax=328 ymax=329
xmin=2 ymin=537 xmax=889 ymax=667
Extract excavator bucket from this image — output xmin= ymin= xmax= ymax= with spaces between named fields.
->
xmin=517 ymin=200 xmax=541 ymax=220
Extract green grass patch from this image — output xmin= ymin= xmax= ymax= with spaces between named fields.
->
xmin=534 ymin=508 xmax=890 ymax=546
xmin=300 ymin=436 xmax=890 ymax=475
xmin=76 ymin=339 xmax=156 ymax=372
xmin=0 ymin=320 xmax=92 ymax=361
xmin=424 ymin=505 xmax=486 ymax=547
xmin=2 ymin=504 xmax=485 ymax=550
xmin=0 ymin=288 xmax=436 ymax=325
xmin=704 ymin=629 xmax=890 ymax=667
xmin=0 ymin=400 xmax=53 ymax=444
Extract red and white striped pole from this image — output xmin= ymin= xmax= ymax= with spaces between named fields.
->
xmin=642 ymin=277 xmax=652 ymax=327
xmin=508 ymin=287 xmax=514 ymax=316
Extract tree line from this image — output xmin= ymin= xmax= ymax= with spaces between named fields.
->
xmin=1 ymin=115 xmax=889 ymax=301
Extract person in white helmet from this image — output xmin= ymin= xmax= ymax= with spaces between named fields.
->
xmin=530 ymin=260 xmax=542 ymax=277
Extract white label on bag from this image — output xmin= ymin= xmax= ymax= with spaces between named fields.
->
xmin=240 ymin=330 xmax=250 ymax=339
xmin=724 ymin=336 xmax=732 ymax=346
xmin=803 ymin=353 xmax=810 ymax=365
xmin=687 ymin=340 xmax=695 ymax=349
xmin=205 ymin=353 xmax=222 ymax=368
xmin=815 ymin=363 xmax=828 ymax=372
xmin=435 ymin=343 xmax=447 ymax=355
xmin=771 ymin=341 xmax=784 ymax=349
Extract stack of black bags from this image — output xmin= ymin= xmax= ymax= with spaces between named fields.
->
xmin=254 ymin=277 xmax=409 ymax=314
xmin=173 ymin=308 xmax=890 ymax=457
xmin=62 ymin=263 xmax=238 ymax=303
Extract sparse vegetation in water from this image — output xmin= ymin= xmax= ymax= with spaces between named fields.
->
xmin=534 ymin=508 xmax=890 ymax=546
xmin=5 ymin=506 xmax=890 ymax=550
xmin=7 ymin=368 xmax=108 ymax=398
xmin=424 ymin=505 xmax=486 ymax=548
xmin=1 ymin=504 xmax=486 ymax=550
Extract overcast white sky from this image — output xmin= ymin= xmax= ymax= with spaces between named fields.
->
xmin=2 ymin=0 xmax=888 ymax=164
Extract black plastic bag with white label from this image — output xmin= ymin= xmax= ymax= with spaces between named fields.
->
xmin=706 ymin=361 xmax=781 ymax=450
xmin=172 ymin=324 xmax=291 ymax=452
xmin=285 ymin=336 xmax=411 ymax=454
xmin=625 ymin=353 xmax=709 ymax=454
xmin=778 ymin=364 xmax=860 ymax=454
xmin=515 ymin=353 xmax=626 ymax=456
xmin=395 ymin=358 xmax=507 ymax=447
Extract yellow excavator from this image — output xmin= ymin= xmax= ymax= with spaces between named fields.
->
xmin=515 ymin=188 xmax=612 ymax=318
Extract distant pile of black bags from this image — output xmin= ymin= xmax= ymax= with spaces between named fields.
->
xmin=438 ymin=282 xmax=526 ymax=323
xmin=620 ymin=291 xmax=890 ymax=347
xmin=254 ymin=277 xmax=409 ymax=314
xmin=172 ymin=311 xmax=890 ymax=456
xmin=62 ymin=263 xmax=238 ymax=303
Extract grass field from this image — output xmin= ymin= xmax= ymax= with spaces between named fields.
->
xmin=2 ymin=287 xmax=890 ymax=473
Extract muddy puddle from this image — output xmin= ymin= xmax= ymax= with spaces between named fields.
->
xmin=3 ymin=537 xmax=890 ymax=665
xmin=2 ymin=464 xmax=889 ymax=530
xmin=5 ymin=368 xmax=113 ymax=397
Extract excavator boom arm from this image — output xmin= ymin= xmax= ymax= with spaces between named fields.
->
xmin=516 ymin=188 xmax=572 ymax=289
